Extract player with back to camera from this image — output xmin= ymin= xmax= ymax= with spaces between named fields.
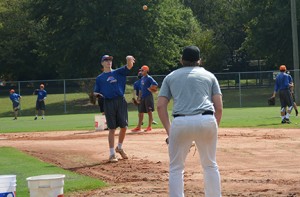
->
xmin=131 ymin=65 xmax=158 ymax=132
xmin=9 ymin=89 xmax=22 ymax=120
xmin=271 ymin=65 xmax=294 ymax=124
xmin=33 ymin=84 xmax=47 ymax=120
xmin=157 ymin=46 xmax=223 ymax=197
xmin=94 ymin=54 xmax=135 ymax=163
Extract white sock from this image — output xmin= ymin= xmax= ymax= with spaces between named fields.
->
xmin=110 ymin=148 xmax=115 ymax=156
xmin=118 ymin=143 xmax=122 ymax=150
xmin=281 ymin=116 xmax=285 ymax=120
xmin=286 ymin=113 xmax=290 ymax=119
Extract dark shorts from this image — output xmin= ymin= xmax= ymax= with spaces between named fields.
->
xmin=139 ymin=94 xmax=154 ymax=113
xmin=104 ymin=97 xmax=128 ymax=129
xmin=98 ymin=97 xmax=104 ymax=113
xmin=36 ymin=100 xmax=46 ymax=110
xmin=279 ymin=89 xmax=293 ymax=109
xmin=12 ymin=102 xmax=20 ymax=110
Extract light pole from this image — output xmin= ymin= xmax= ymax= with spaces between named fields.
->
xmin=291 ymin=0 xmax=300 ymax=104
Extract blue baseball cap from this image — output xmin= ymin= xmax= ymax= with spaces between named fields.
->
xmin=101 ymin=55 xmax=113 ymax=62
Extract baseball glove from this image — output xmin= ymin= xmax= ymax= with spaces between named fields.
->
xmin=268 ymin=97 xmax=275 ymax=106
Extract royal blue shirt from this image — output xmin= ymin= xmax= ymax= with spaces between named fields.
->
xmin=274 ymin=72 xmax=290 ymax=92
xmin=140 ymin=75 xmax=158 ymax=98
xmin=94 ymin=66 xmax=129 ymax=99
xmin=10 ymin=93 xmax=21 ymax=104
xmin=133 ymin=79 xmax=141 ymax=96
xmin=37 ymin=90 xmax=47 ymax=100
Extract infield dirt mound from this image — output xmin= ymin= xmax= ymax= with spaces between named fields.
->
xmin=1 ymin=128 xmax=300 ymax=196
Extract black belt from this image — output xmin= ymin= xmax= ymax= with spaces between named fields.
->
xmin=173 ymin=111 xmax=213 ymax=118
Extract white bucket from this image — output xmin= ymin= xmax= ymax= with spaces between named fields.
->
xmin=0 ymin=175 xmax=17 ymax=197
xmin=26 ymin=174 xmax=65 ymax=197
xmin=94 ymin=115 xmax=107 ymax=131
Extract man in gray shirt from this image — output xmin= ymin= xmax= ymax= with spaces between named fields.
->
xmin=157 ymin=46 xmax=223 ymax=197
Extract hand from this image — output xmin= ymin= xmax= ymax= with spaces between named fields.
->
xmin=126 ymin=56 xmax=135 ymax=69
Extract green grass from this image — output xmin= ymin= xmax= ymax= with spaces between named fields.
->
xmin=1 ymin=106 xmax=299 ymax=133
xmin=0 ymin=147 xmax=106 ymax=197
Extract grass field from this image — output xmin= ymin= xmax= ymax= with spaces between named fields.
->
xmin=1 ymin=88 xmax=299 ymax=196
xmin=0 ymin=106 xmax=299 ymax=133
xmin=0 ymin=147 xmax=106 ymax=196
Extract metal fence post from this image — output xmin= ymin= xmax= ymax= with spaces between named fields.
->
xmin=64 ymin=80 xmax=67 ymax=113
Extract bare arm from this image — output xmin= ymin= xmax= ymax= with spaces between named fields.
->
xmin=126 ymin=56 xmax=135 ymax=70
xmin=157 ymin=96 xmax=171 ymax=136
xmin=212 ymin=94 xmax=223 ymax=126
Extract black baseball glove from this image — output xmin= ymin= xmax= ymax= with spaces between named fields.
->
xmin=268 ymin=97 xmax=275 ymax=106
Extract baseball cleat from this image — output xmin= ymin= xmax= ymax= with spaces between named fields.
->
xmin=152 ymin=120 xmax=158 ymax=125
xmin=109 ymin=154 xmax=118 ymax=163
xmin=131 ymin=127 xmax=142 ymax=132
xmin=115 ymin=147 xmax=128 ymax=159
xmin=284 ymin=118 xmax=291 ymax=124
xmin=144 ymin=127 xmax=152 ymax=132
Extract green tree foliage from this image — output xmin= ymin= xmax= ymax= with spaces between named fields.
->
xmin=25 ymin=0 xmax=205 ymax=78
xmin=0 ymin=0 xmax=40 ymax=80
xmin=183 ymin=0 xmax=251 ymax=72
xmin=241 ymin=0 xmax=298 ymax=70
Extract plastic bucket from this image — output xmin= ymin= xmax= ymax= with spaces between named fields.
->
xmin=94 ymin=115 xmax=106 ymax=131
xmin=26 ymin=174 xmax=65 ymax=197
xmin=0 ymin=175 xmax=17 ymax=197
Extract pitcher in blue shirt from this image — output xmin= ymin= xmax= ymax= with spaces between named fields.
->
xmin=94 ymin=54 xmax=135 ymax=163
xmin=271 ymin=65 xmax=294 ymax=123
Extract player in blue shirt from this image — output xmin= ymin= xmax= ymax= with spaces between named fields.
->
xmin=33 ymin=84 xmax=47 ymax=120
xmin=94 ymin=55 xmax=135 ymax=163
xmin=9 ymin=89 xmax=22 ymax=120
xmin=132 ymin=65 xmax=158 ymax=132
xmin=271 ymin=65 xmax=294 ymax=123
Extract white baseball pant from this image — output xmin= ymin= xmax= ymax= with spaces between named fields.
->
xmin=168 ymin=113 xmax=221 ymax=197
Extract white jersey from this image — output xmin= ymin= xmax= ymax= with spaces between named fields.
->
xmin=158 ymin=66 xmax=222 ymax=116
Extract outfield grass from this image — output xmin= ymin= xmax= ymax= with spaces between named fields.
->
xmin=1 ymin=106 xmax=299 ymax=133
xmin=0 ymin=147 xmax=106 ymax=196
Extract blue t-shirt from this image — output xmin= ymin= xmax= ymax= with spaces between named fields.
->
xmin=37 ymin=90 xmax=47 ymax=100
xmin=10 ymin=93 xmax=21 ymax=104
xmin=274 ymin=72 xmax=290 ymax=92
xmin=140 ymin=75 xmax=158 ymax=98
xmin=94 ymin=66 xmax=129 ymax=99
xmin=133 ymin=79 xmax=141 ymax=96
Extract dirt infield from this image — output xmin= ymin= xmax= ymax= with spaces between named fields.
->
xmin=1 ymin=128 xmax=300 ymax=196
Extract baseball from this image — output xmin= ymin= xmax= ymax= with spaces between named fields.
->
xmin=143 ymin=5 xmax=148 ymax=10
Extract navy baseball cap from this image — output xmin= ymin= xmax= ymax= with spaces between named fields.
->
xmin=182 ymin=46 xmax=200 ymax=62
xmin=101 ymin=55 xmax=113 ymax=62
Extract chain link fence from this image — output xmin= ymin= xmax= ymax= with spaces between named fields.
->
xmin=0 ymin=70 xmax=297 ymax=117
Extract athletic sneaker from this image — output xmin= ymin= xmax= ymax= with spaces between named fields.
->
xmin=131 ymin=127 xmax=141 ymax=132
xmin=152 ymin=120 xmax=158 ymax=125
xmin=34 ymin=117 xmax=37 ymax=120
xmin=284 ymin=118 xmax=291 ymax=124
xmin=109 ymin=154 xmax=118 ymax=163
xmin=115 ymin=147 xmax=128 ymax=159
xmin=144 ymin=127 xmax=152 ymax=132
xmin=296 ymin=109 xmax=298 ymax=116
xmin=13 ymin=117 xmax=17 ymax=120
xmin=281 ymin=119 xmax=286 ymax=124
